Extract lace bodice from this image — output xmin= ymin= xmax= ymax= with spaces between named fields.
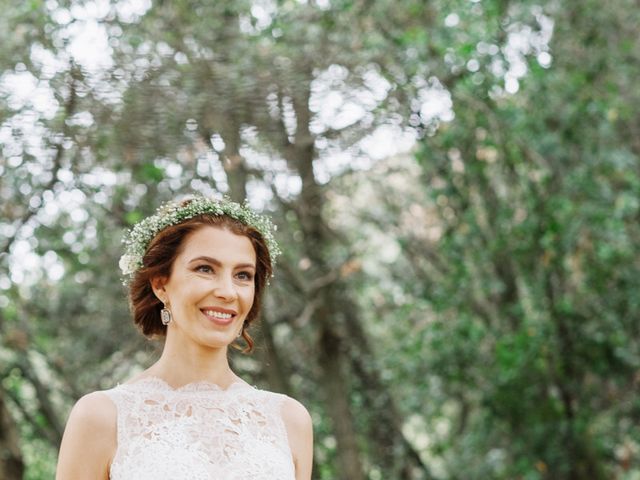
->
xmin=102 ymin=377 xmax=296 ymax=480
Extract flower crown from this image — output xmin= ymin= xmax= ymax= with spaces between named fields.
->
xmin=119 ymin=196 xmax=281 ymax=283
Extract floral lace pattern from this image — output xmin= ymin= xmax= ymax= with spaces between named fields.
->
xmin=103 ymin=377 xmax=295 ymax=480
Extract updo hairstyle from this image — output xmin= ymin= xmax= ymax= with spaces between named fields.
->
xmin=127 ymin=213 xmax=273 ymax=352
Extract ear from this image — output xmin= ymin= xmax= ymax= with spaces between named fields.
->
xmin=150 ymin=276 xmax=168 ymax=303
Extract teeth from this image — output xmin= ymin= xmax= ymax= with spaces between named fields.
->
xmin=203 ymin=310 xmax=233 ymax=319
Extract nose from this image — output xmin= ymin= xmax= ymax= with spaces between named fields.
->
xmin=213 ymin=272 xmax=237 ymax=301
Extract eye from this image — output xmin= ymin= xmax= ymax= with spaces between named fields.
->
xmin=195 ymin=264 xmax=214 ymax=274
xmin=236 ymin=271 xmax=254 ymax=281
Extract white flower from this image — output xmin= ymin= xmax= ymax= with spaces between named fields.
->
xmin=119 ymin=254 xmax=139 ymax=275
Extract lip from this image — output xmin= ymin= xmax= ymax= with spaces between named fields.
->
xmin=200 ymin=307 xmax=237 ymax=326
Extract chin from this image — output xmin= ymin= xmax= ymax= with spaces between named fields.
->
xmin=196 ymin=332 xmax=237 ymax=349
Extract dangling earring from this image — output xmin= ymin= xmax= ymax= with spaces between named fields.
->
xmin=161 ymin=304 xmax=172 ymax=325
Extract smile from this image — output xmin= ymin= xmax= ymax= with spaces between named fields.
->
xmin=201 ymin=308 xmax=237 ymax=325
xmin=203 ymin=310 xmax=233 ymax=319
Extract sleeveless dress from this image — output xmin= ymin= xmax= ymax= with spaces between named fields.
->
xmin=102 ymin=376 xmax=296 ymax=480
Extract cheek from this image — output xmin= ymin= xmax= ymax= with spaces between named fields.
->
xmin=243 ymin=287 xmax=256 ymax=306
xmin=170 ymin=281 xmax=206 ymax=304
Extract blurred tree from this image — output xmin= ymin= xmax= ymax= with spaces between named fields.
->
xmin=353 ymin=0 xmax=640 ymax=478
xmin=1 ymin=0 xmax=639 ymax=479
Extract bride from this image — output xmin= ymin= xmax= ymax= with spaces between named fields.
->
xmin=56 ymin=196 xmax=313 ymax=479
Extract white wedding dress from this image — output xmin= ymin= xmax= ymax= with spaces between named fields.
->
xmin=102 ymin=376 xmax=296 ymax=479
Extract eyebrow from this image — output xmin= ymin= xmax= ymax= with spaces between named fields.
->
xmin=188 ymin=255 xmax=256 ymax=270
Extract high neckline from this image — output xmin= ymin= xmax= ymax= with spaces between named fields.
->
xmin=120 ymin=375 xmax=253 ymax=393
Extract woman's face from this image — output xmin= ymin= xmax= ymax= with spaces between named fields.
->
xmin=153 ymin=226 xmax=256 ymax=350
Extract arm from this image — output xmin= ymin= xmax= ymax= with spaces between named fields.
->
xmin=282 ymin=396 xmax=314 ymax=480
xmin=56 ymin=391 xmax=117 ymax=480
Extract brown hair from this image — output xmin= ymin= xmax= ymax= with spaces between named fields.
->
xmin=127 ymin=212 xmax=273 ymax=352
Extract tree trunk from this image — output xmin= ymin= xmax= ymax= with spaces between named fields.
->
xmin=317 ymin=318 xmax=365 ymax=480
xmin=258 ymin=310 xmax=294 ymax=396
xmin=0 ymin=390 xmax=24 ymax=480
xmin=340 ymin=292 xmax=434 ymax=479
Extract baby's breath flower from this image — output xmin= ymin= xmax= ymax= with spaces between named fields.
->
xmin=118 ymin=254 xmax=140 ymax=276
xmin=119 ymin=196 xmax=281 ymax=284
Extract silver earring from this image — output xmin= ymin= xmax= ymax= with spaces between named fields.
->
xmin=161 ymin=305 xmax=172 ymax=325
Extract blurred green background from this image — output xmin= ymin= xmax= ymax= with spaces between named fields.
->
xmin=1 ymin=0 xmax=639 ymax=479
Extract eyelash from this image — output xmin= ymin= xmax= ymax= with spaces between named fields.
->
xmin=237 ymin=271 xmax=254 ymax=281
xmin=195 ymin=265 xmax=253 ymax=281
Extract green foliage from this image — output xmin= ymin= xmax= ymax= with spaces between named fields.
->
xmin=1 ymin=0 xmax=639 ymax=478
xmin=397 ymin=1 xmax=640 ymax=477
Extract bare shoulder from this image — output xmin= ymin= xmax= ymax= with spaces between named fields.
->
xmin=281 ymin=395 xmax=312 ymax=433
xmin=280 ymin=395 xmax=313 ymax=480
xmin=71 ymin=391 xmax=117 ymax=425
xmin=56 ymin=391 xmax=117 ymax=480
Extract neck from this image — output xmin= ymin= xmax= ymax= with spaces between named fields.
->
xmin=146 ymin=332 xmax=237 ymax=389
